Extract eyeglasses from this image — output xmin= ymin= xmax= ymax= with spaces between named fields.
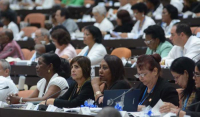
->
xmin=193 ymin=72 xmax=200 ymax=78
xmin=144 ymin=40 xmax=154 ymax=45
xmin=134 ymin=73 xmax=147 ymax=78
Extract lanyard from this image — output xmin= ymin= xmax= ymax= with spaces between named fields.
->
xmin=139 ymin=85 xmax=155 ymax=105
xmin=84 ymin=49 xmax=89 ymax=56
xmin=182 ymin=95 xmax=190 ymax=111
xmin=138 ymin=17 xmax=146 ymax=33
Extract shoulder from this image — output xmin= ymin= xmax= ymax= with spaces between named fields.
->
xmin=111 ymin=80 xmax=131 ymax=89
xmin=93 ymin=43 xmax=106 ymax=49
xmin=155 ymin=78 xmax=174 ymax=91
xmin=160 ymin=41 xmax=173 ymax=48
xmin=82 ymin=80 xmax=92 ymax=87
xmin=145 ymin=16 xmax=155 ymax=23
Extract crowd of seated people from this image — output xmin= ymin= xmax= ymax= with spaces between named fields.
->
xmin=2 ymin=0 xmax=200 ymax=117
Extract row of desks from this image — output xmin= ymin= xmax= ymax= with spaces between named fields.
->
xmin=17 ymin=39 xmax=147 ymax=55
xmin=0 ymin=108 xmax=93 ymax=117
xmin=10 ymin=65 xmax=175 ymax=88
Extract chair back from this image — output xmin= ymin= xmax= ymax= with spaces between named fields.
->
xmin=21 ymin=49 xmax=31 ymax=60
xmin=111 ymin=47 xmax=131 ymax=59
xmin=21 ymin=26 xmax=38 ymax=37
xmin=24 ymin=13 xmax=45 ymax=28
xmin=75 ymin=49 xmax=82 ymax=55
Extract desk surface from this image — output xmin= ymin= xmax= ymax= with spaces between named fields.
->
xmin=0 ymin=108 xmax=94 ymax=117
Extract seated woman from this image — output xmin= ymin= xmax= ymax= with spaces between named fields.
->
xmin=8 ymin=53 xmax=69 ymax=104
xmin=120 ymin=2 xmax=155 ymax=39
xmin=78 ymin=25 xmax=107 ymax=65
xmin=136 ymin=54 xmax=179 ymax=111
xmin=42 ymin=56 xmax=94 ymax=108
xmin=145 ymin=0 xmax=163 ymax=19
xmin=92 ymin=55 xmax=131 ymax=106
xmin=144 ymin=25 xmax=173 ymax=58
xmin=170 ymin=60 xmax=200 ymax=117
xmin=183 ymin=0 xmax=200 ymax=14
xmin=161 ymin=4 xmax=180 ymax=37
xmin=160 ymin=57 xmax=196 ymax=113
xmin=51 ymin=28 xmax=77 ymax=59
xmin=102 ymin=10 xmax=134 ymax=36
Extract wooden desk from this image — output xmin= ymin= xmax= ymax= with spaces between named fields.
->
xmin=18 ymin=39 xmax=147 ymax=55
xmin=0 ymin=108 xmax=94 ymax=117
xmin=10 ymin=65 xmax=40 ymax=87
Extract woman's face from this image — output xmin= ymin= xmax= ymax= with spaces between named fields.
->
xmin=136 ymin=67 xmax=157 ymax=87
xmin=193 ymin=66 xmax=200 ymax=88
xmin=144 ymin=35 xmax=160 ymax=50
xmin=71 ymin=62 xmax=84 ymax=81
xmin=116 ymin=18 xmax=122 ymax=26
xmin=171 ymin=71 xmax=188 ymax=88
xmin=133 ymin=10 xmax=143 ymax=20
xmin=99 ymin=59 xmax=112 ymax=82
xmin=36 ymin=57 xmax=49 ymax=78
xmin=162 ymin=8 xmax=171 ymax=23
xmin=52 ymin=38 xmax=61 ymax=49
xmin=83 ymin=29 xmax=95 ymax=45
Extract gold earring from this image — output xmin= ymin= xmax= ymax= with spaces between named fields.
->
xmin=48 ymin=70 xmax=50 ymax=73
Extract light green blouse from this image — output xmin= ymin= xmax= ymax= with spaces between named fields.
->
xmin=145 ymin=41 xmax=173 ymax=58
xmin=62 ymin=0 xmax=84 ymax=6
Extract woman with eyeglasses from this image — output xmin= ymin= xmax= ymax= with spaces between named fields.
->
xmin=144 ymin=25 xmax=173 ymax=58
xmin=159 ymin=57 xmax=196 ymax=113
xmin=136 ymin=54 xmax=179 ymax=111
xmin=169 ymin=60 xmax=200 ymax=117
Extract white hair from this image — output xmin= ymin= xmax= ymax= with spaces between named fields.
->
xmin=92 ymin=5 xmax=107 ymax=16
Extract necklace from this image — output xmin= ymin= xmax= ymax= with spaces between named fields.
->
xmin=68 ymin=78 xmax=90 ymax=101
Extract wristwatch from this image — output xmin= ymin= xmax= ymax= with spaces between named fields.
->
xmin=94 ymin=91 xmax=102 ymax=97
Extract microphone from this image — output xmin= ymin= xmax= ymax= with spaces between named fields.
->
xmin=0 ymin=86 xmax=9 ymax=90
xmin=38 ymin=87 xmax=68 ymax=111
xmin=107 ymin=87 xmax=135 ymax=106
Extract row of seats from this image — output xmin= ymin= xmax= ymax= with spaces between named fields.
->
xmin=21 ymin=47 xmax=132 ymax=60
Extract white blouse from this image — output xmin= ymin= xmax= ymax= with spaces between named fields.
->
xmin=37 ymin=73 xmax=68 ymax=98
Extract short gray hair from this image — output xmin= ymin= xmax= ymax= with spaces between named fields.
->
xmin=0 ymin=59 xmax=11 ymax=74
xmin=40 ymin=28 xmax=50 ymax=40
xmin=95 ymin=107 xmax=121 ymax=117
xmin=92 ymin=5 xmax=107 ymax=16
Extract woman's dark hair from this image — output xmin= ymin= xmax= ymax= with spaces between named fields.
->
xmin=60 ymin=58 xmax=71 ymax=78
xmin=84 ymin=25 xmax=103 ymax=43
xmin=51 ymin=29 xmax=71 ymax=46
xmin=117 ymin=10 xmax=133 ymax=25
xmin=137 ymin=54 xmax=161 ymax=76
xmin=1 ymin=10 xmax=15 ymax=22
xmin=131 ymin=2 xmax=148 ymax=15
xmin=144 ymin=25 xmax=166 ymax=43
xmin=170 ymin=57 xmax=196 ymax=100
xmin=185 ymin=0 xmax=197 ymax=6
xmin=70 ymin=56 xmax=91 ymax=79
xmin=103 ymin=55 xmax=126 ymax=84
xmin=50 ymin=25 xmax=68 ymax=34
xmin=41 ymin=52 xmax=68 ymax=78
xmin=164 ymin=4 xmax=178 ymax=19
xmin=196 ymin=60 xmax=200 ymax=72
xmin=60 ymin=8 xmax=71 ymax=19
xmin=147 ymin=0 xmax=160 ymax=11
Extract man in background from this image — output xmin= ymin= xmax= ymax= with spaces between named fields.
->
xmin=0 ymin=59 xmax=18 ymax=102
